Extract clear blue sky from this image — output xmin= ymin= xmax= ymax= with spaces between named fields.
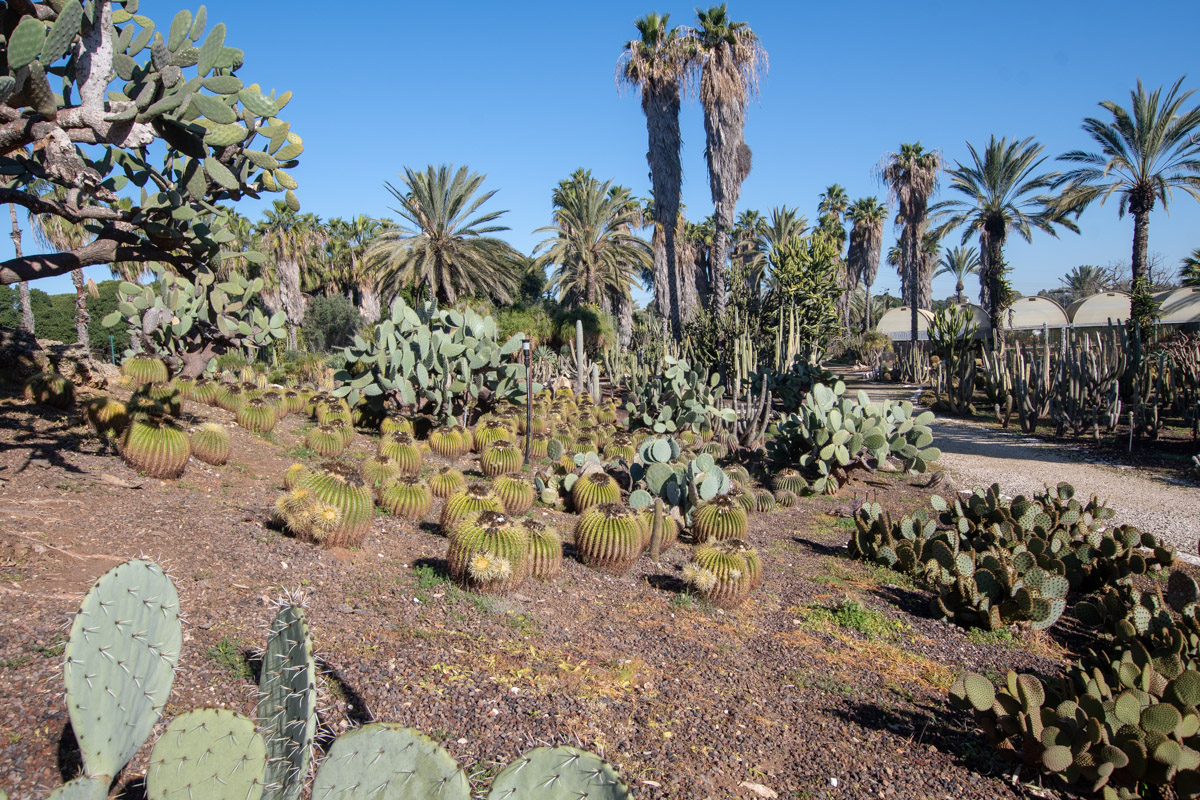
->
xmin=12 ymin=0 xmax=1200 ymax=305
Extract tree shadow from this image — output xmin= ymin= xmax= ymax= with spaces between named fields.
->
xmin=0 ymin=404 xmax=89 ymax=474
xmin=870 ymin=583 xmax=933 ymax=619
xmin=791 ymin=536 xmax=844 ymax=557
xmin=417 ymin=521 xmax=443 ymax=537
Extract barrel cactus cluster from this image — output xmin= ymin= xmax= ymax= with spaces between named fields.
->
xmin=44 ymin=559 xmax=631 ymax=800
xmin=272 ymin=466 xmax=373 ymax=548
xmin=848 ymin=482 xmax=1175 ymax=633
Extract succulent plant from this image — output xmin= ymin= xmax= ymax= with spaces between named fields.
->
xmin=493 ymin=475 xmax=536 ymax=515
xmin=480 ymin=440 xmax=523 ymax=477
xmin=262 ymin=389 xmax=289 ymax=420
xmin=724 ymin=463 xmax=752 ymax=485
xmin=380 ymin=414 xmax=415 ymax=436
xmin=692 ymin=495 xmax=749 ymax=543
xmin=136 ymin=381 xmax=184 ymax=417
xmin=524 ymin=519 xmax=563 ymax=581
xmin=284 ymin=463 xmax=314 ymax=490
xmin=446 ymin=510 xmax=531 ymax=594
xmin=429 ymin=466 xmax=467 ymax=498
xmin=23 ymin=371 xmax=75 ymax=409
xmin=429 ymin=425 xmax=467 ymax=458
xmin=572 ymin=471 xmax=622 ymax=512
xmin=685 ymin=539 xmax=756 ymax=608
xmin=258 ymin=600 xmax=316 ymax=800
xmin=574 ymin=504 xmax=643 ymax=574
xmin=486 ymin=746 xmax=632 ymax=800
xmin=305 ymin=424 xmax=346 ymax=458
xmin=121 ymin=355 xmax=169 ymax=385
xmin=380 ymin=477 xmax=433 ymax=521
xmin=63 ymin=560 xmax=181 ymax=788
xmin=380 ymin=431 xmax=423 ymax=476
xmin=474 ymin=419 xmax=513 ymax=452
xmin=311 ymin=724 xmax=469 ymax=800
xmin=773 ymin=468 xmax=808 ymax=495
xmin=359 ymin=454 xmax=402 ymax=496
xmin=83 ymin=396 xmax=128 ymax=437
xmin=774 ymin=489 xmax=799 ymax=508
xmin=294 ymin=470 xmax=374 ymax=548
xmin=283 ymin=390 xmax=305 ymax=415
xmin=727 ymin=482 xmax=756 ymax=514
xmin=189 ymin=423 xmax=231 ymax=465
xmin=216 ymin=382 xmax=245 ymax=412
xmin=440 ymin=482 xmax=505 ymax=530
xmin=315 ymin=398 xmax=352 ymax=426
xmin=752 ymin=488 xmax=777 ymax=513
xmin=189 ymin=377 xmax=220 ymax=405
xmin=147 ymin=709 xmax=267 ymax=800
xmin=236 ymin=396 xmax=278 ymax=433
xmin=638 ymin=508 xmax=679 ymax=552
xmin=121 ymin=413 xmax=191 ymax=478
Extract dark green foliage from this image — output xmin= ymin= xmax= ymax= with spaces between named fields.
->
xmin=302 ymin=295 xmax=361 ymax=352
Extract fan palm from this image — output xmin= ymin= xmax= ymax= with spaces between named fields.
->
xmin=30 ymin=191 xmax=92 ymax=346
xmin=934 ymin=246 xmax=981 ymax=305
xmin=933 ymin=135 xmax=1075 ymax=347
xmin=732 ymin=209 xmax=767 ymax=297
xmin=846 ymin=197 xmax=887 ymax=331
xmin=692 ymin=4 xmax=768 ymax=319
xmin=1055 ymin=78 xmax=1200 ymax=344
xmin=256 ymin=202 xmax=326 ymax=349
xmin=1182 ymin=249 xmax=1200 ymax=288
xmin=881 ymin=142 xmax=941 ymax=353
xmin=368 ymin=164 xmax=521 ymax=308
xmin=534 ymin=171 xmax=649 ymax=313
xmin=619 ymin=13 xmax=694 ymax=338
xmin=327 ymin=216 xmax=386 ymax=322
xmin=1059 ymin=264 xmax=1111 ymax=302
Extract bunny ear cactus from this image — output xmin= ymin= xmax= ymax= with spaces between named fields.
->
xmin=486 ymin=746 xmax=633 ymax=800
xmin=104 ymin=268 xmax=287 ymax=378
xmin=258 ymin=600 xmax=317 ymax=800
xmin=146 ymin=709 xmax=267 ymax=800
xmin=64 ymin=560 xmax=182 ymax=789
xmin=311 ymin=724 xmax=470 ymax=800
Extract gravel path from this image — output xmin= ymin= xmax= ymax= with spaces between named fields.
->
xmin=930 ymin=416 xmax=1200 ymax=559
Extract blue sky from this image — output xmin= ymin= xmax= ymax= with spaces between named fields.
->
xmin=11 ymin=0 xmax=1200 ymax=305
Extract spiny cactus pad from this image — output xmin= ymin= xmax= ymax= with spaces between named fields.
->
xmin=311 ymin=723 xmax=469 ymax=800
xmin=146 ymin=709 xmax=267 ymax=800
xmin=65 ymin=560 xmax=182 ymax=782
xmin=486 ymin=746 xmax=632 ymax=800
xmin=258 ymin=602 xmax=317 ymax=800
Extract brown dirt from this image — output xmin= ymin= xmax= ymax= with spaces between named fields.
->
xmin=0 ymin=387 xmax=1086 ymax=799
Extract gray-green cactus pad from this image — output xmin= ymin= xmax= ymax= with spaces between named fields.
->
xmin=486 ymin=746 xmax=632 ymax=799
xmin=311 ymin=724 xmax=469 ymax=799
xmin=147 ymin=708 xmax=266 ymax=800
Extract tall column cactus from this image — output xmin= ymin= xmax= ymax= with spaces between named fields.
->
xmin=258 ymin=599 xmax=317 ymax=800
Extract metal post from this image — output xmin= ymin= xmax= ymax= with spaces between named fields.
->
xmin=109 ymin=335 xmax=115 ymax=364
xmin=523 ymin=339 xmax=532 ymax=466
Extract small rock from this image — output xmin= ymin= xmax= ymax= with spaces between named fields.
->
xmin=99 ymin=473 xmax=142 ymax=489
xmin=739 ymin=782 xmax=777 ymax=798
xmin=335 ymin=603 xmax=353 ymax=614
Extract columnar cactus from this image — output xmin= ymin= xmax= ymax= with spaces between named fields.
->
xmin=446 ymin=511 xmax=531 ymax=594
xmin=190 ymin=423 xmax=231 ymax=465
xmin=258 ymin=600 xmax=317 ymax=800
xmin=121 ymin=413 xmax=191 ymax=478
xmin=574 ymin=504 xmax=643 ymax=574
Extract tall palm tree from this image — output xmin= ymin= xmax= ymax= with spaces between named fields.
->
xmin=756 ymin=206 xmax=808 ymax=306
xmin=1059 ymin=264 xmax=1112 ymax=302
xmin=678 ymin=217 xmax=714 ymax=321
xmin=368 ymin=164 xmax=521 ymax=308
xmin=1182 ymin=249 xmax=1200 ymax=288
xmin=692 ymin=4 xmax=767 ymax=319
xmin=881 ymin=142 xmax=941 ymax=355
xmin=1055 ymin=78 xmax=1200 ymax=347
xmin=8 ymin=205 xmax=33 ymax=334
xmin=935 ymin=246 xmax=981 ymax=305
xmin=819 ymin=184 xmax=851 ymax=328
xmin=846 ymin=197 xmax=887 ymax=331
xmin=732 ymin=208 xmax=766 ymax=297
xmin=326 ymin=216 xmax=386 ymax=322
xmin=30 ymin=197 xmax=92 ymax=346
xmin=533 ymin=171 xmax=649 ymax=312
xmin=933 ymin=136 xmax=1075 ymax=346
xmin=619 ymin=13 xmax=694 ymax=338
xmin=256 ymin=202 xmax=326 ymax=349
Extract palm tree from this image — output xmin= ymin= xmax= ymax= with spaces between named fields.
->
xmin=846 ymin=197 xmax=887 ymax=331
xmin=933 ymin=135 xmax=1075 ymax=347
xmin=1182 ymin=249 xmax=1200 ymax=288
xmin=1055 ymin=78 xmax=1200 ymax=348
xmin=256 ymin=202 xmax=326 ymax=349
xmin=619 ymin=13 xmax=694 ymax=338
xmin=327 ymin=216 xmax=386 ymax=322
xmin=756 ymin=207 xmax=808 ymax=306
xmin=30 ymin=196 xmax=92 ymax=346
xmin=818 ymin=184 xmax=852 ymax=328
xmin=692 ymin=4 xmax=767 ymax=319
xmin=732 ymin=209 xmax=766 ymax=298
xmin=8 ymin=205 xmax=33 ymax=334
xmin=533 ymin=170 xmax=649 ymax=311
xmin=881 ymin=142 xmax=941 ymax=356
xmin=368 ymin=165 xmax=521 ymax=308
xmin=1059 ymin=264 xmax=1112 ymax=302
xmin=935 ymin=246 xmax=981 ymax=305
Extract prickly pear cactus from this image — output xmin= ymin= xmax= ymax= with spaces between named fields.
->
xmin=64 ymin=559 xmax=182 ymax=783
xmin=146 ymin=709 xmax=267 ymax=800
xmin=486 ymin=746 xmax=632 ymax=799
xmin=47 ymin=777 xmax=108 ymax=800
xmin=258 ymin=600 xmax=317 ymax=800
xmin=311 ymin=723 xmax=469 ymax=799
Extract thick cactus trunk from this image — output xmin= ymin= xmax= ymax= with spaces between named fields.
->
xmin=71 ymin=268 xmax=89 ymax=346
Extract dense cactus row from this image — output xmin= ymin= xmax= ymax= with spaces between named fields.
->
xmin=849 ymin=482 xmax=1175 ymax=632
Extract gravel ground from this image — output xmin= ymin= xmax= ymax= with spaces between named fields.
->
xmin=929 ymin=416 xmax=1200 ymax=560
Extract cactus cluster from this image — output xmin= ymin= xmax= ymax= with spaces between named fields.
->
xmin=849 ymin=483 xmax=1175 ymax=632
xmin=684 ymin=539 xmax=759 ymax=608
xmin=274 ymin=468 xmax=373 ymax=548
xmin=622 ymin=355 xmax=736 ymax=434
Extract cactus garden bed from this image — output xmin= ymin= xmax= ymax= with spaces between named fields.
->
xmin=1 ymin=384 xmax=1188 ymax=799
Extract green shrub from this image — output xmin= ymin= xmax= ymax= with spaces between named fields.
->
xmin=303 ymin=295 xmax=361 ymax=353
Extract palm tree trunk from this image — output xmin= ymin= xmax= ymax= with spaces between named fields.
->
xmin=278 ymin=259 xmax=305 ymax=349
xmin=702 ymin=89 xmax=752 ymax=321
xmin=1129 ymin=206 xmax=1152 ymax=376
xmin=71 ymin=268 xmax=89 ymax=347
xmin=615 ymin=292 xmax=633 ymax=349
xmin=651 ymin=224 xmax=671 ymax=323
xmin=357 ymin=283 xmax=381 ymax=324
xmin=645 ymin=86 xmax=684 ymax=341
xmin=8 ymin=204 xmax=33 ymax=334
xmin=955 ymin=281 xmax=964 ymax=305
xmin=863 ymin=281 xmax=872 ymax=333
